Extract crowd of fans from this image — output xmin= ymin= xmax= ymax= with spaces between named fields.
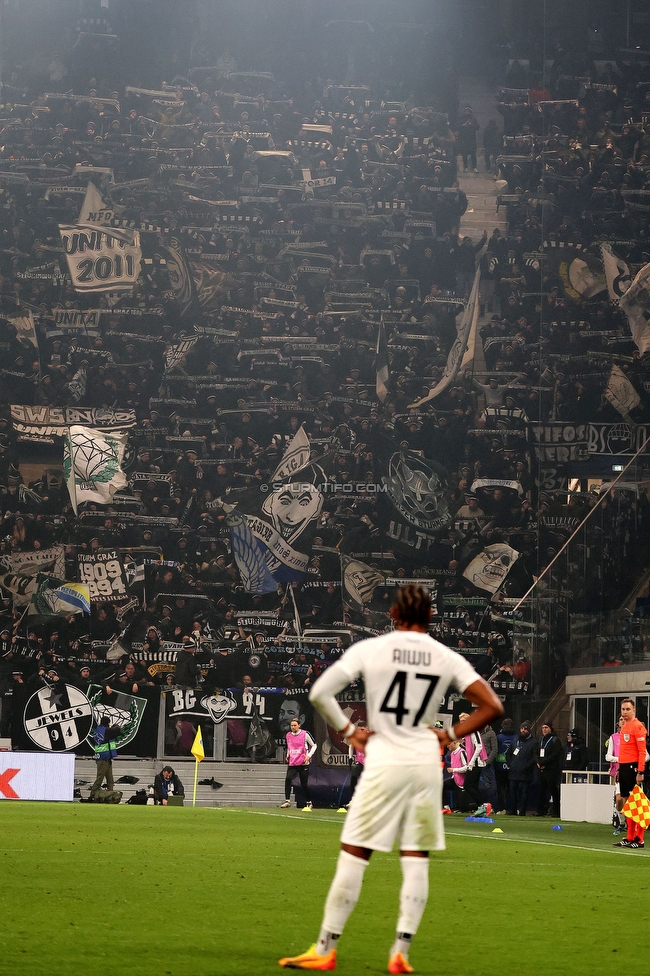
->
xmin=1 ymin=9 xmax=650 ymax=752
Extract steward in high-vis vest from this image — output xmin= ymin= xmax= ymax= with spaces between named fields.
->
xmin=90 ymin=720 xmax=121 ymax=801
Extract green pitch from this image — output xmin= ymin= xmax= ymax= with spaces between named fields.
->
xmin=0 ymin=803 xmax=646 ymax=976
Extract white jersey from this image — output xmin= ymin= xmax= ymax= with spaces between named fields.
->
xmin=309 ymin=629 xmax=478 ymax=766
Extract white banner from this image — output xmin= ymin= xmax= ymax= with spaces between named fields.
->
xmin=59 ymin=224 xmax=141 ymax=293
xmin=5 ymin=546 xmax=65 ymax=579
xmin=0 ymin=752 xmax=74 ymax=801
xmin=604 ymin=365 xmax=641 ymax=418
xmin=463 ymin=543 xmax=520 ymax=595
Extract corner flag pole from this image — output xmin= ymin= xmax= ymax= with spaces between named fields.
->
xmin=191 ymin=725 xmax=205 ymax=807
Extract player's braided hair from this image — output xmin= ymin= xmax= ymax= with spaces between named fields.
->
xmin=393 ymin=584 xmax=432 ymax=628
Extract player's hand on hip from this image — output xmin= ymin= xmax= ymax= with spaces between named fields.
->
xmin=432 ymin=727 xmax=453 ymax=749
xmin=347 ymin=727 xmax=373 ymax=754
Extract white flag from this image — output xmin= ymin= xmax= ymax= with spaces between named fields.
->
xmin=619 ymin=262 xmax=650 ymax=355
xmin=409 ymin=268 xmax=480 ymax=408
xmin=463 ymin=543 xmax=520 ymax=595
xmin=64 ymin=425 xmax=128 ymax=514
xmin=164 ymin=334 xmax=198 ymax=372
xmin=342 ymin=555 xmax=385 ymax=608
xmin=600 ymin=243 xmax=632 ymax=304
xmin=9 ymin=311 xmax=39 ymax=351
xmin=271 ymin=426 xmax=311 ymax=482
xmin=78 ymin=182 xmax=122 ymax=229
xmin=604 ymin=365 xmax=641 ymax=419
xmin=58 ymin=185 xmax=139 ymax=294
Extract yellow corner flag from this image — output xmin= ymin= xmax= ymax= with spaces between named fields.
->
xmin=191 ymin=725 xmax=205 ymax=762
xmin=191 ymin=725 xmax=205 ymax=808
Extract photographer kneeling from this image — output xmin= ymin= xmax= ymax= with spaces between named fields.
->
xmin=153 ymin=766 xmax=185 ymax=805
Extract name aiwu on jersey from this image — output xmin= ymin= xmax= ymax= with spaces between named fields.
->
xmin=392 ymin=648 xmax=431 ymax=667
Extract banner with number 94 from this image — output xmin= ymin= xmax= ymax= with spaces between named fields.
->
xmin=77 ymin=550 xmax=128 ymax=603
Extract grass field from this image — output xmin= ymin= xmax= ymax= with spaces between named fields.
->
xmin=0 ymin=803 xmax=646 ymax=976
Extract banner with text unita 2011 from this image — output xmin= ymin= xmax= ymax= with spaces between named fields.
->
xmin=59 ymin=224 xmax=142 ymax=293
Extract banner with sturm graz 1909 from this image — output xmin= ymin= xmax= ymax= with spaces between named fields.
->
xmin=77 ymin=549 xmax=129 ymax=603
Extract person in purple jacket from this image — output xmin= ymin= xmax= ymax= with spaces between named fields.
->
xmin=281 ymin=717 xmax=317 ymax=810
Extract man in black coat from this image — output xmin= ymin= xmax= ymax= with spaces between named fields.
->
xmin=563 ymin=728 xmax=590 ymax=772
xmin=174 ymin=638 xmax=203 ymax=689
xmin=153 ymin=765 xmax=185 ymax=805
xmin=536 ymin=720 xmax=563 ymax=817
xmin=506 ymin=721 xmax=537 ymax=815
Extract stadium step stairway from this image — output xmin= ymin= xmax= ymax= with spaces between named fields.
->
xmin=456 ymin=77 xmax=508 ymax=241
xmin=74 ymin=758 xmax=287 ymax=807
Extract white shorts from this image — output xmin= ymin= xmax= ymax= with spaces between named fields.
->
xmin=341 ymin=762 xmax=444 ymax=853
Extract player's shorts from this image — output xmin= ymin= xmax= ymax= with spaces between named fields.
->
xmin=341 ymin=761 xmax=443 ymax=853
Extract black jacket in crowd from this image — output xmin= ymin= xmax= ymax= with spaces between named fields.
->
xmin=536 ymin=733 xmax=564 ymax=772
xmin=563 ymin=737 xmax=590 ymax=771
xmin=506 ymin=733 xmax=537 ymax=782
xmin=174 ymin=649 xmax=202 ymax=688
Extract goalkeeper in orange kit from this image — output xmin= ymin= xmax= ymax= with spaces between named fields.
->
xmin=614 ymin=698 xmax=647 ymax=850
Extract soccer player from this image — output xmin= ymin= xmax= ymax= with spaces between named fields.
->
xmin=614 ymin=697 xmax=647 ymax=849
xmin=281 ymin=717 xmax=317 ymax=810
xmin=278 ymin=584 xmax=503 ymax=973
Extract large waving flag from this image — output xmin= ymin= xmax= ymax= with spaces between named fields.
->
xmin=342 ymin=555 xmax=385 ymax=609
xmin=159 ymin=236 xmax=196 ymax=321
xmin=64 ymin=425 xmax=128 ymax=514
xmin=229 ymin=514 xmax=278 ymax=594
xmin=28 ymin=575 xmax=91 ymax=617
xmin=619 ymin=263 xmax=650 ymax=355
xmin=409 ymin=268 xmax=480 ymax=408
xmin=0 ymin=572 xmax=90 ymax=615
xmin=221 ymin=432 xmax=333 ymax=585
xmin=600 ymin=243 xmax=632 ymax=304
